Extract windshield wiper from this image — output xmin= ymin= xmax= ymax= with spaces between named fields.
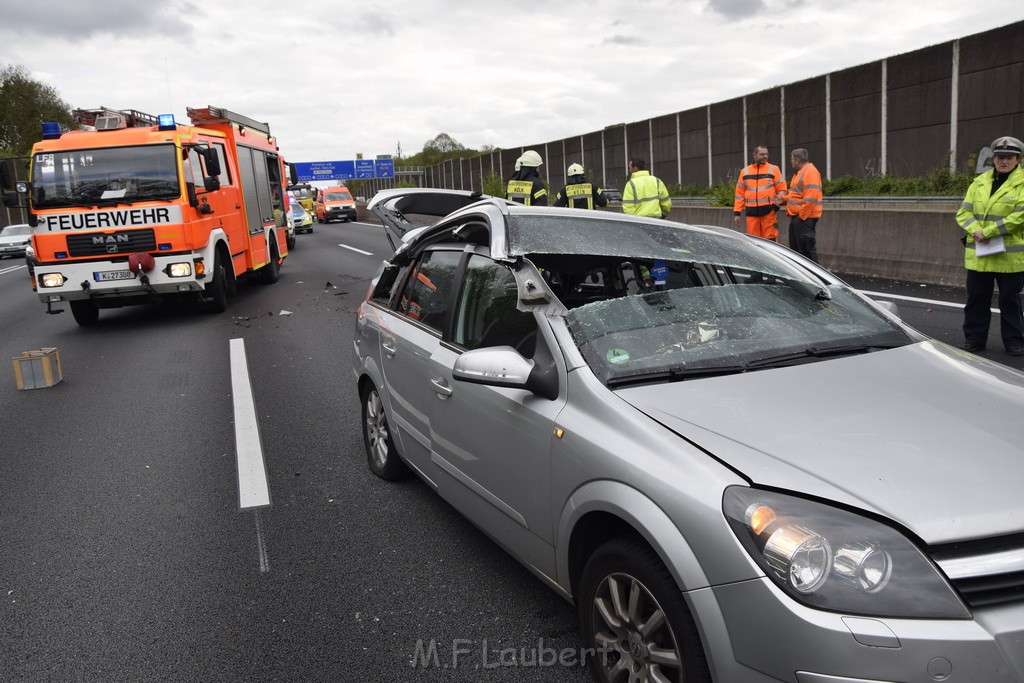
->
xmin=608 ymin=364 xmax=750 ymax=387
xmin=745 ymin=342 xmax=904 ymax=369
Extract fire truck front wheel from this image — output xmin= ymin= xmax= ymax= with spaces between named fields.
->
xmin=70 ymin=300 xmax=99 ymax=326
xmin=205 ymin=263 xmax=229 ymax=313
xmin=258 ymin=242 xmax=281 ymax=284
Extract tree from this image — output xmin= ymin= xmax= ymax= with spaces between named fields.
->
xmin=0 ymin=64 xmax=75 ymax=157
xmin=416 ymin=133 xmax=467 ymax=166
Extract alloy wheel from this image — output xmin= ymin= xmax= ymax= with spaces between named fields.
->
xmin=365 ymin=389 xmax=389 ymax=469
xmin=591 ymin=572 xmax=682 ymax=682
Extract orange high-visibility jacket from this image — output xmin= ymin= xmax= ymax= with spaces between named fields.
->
xmin=786 ymin=162 xmax=823 ymax=220
xmin=733 ymin=163 xmax=786 ymax=217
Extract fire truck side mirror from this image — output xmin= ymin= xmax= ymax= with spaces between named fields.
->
xmin=0 ymin=163 xmax=10 ymax=190
xmin=202 ymin=148 xmax=222 ymax=177
xmin=2 ymin=191 xmax=19 ymax=208
xmin=204 ymin=176 xmax=221 ymax=192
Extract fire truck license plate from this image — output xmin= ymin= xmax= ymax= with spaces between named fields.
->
xmin=95 ymin=269 xmax=135 ymax=282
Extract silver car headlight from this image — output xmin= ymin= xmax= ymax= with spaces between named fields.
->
xmin=723 ymin=487 xmax=969 ymax=619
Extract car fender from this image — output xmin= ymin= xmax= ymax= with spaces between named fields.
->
xmin=556 ymin=479 xmax=710 ymax=596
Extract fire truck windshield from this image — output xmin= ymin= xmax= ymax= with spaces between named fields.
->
xmin=32 ymin=143 xmax=180 ymax=209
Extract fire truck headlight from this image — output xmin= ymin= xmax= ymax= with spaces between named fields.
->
xmin=166 ymin=262 xmax=193 ymax=278
xmin=40 ymin=273 xmax=66 ymax=288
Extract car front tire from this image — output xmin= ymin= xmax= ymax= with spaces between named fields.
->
xmin=579 ymin=536 xmax=710 ymax=683
xmin=361 ymin=383 xmax=408 ymax=480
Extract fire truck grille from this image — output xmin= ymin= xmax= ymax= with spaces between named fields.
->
xmin=65 ymin=229 xmax=157 ymax=257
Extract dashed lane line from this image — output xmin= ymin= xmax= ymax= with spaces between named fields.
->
xmin=229 ymin=338 xmax=272 ymax=509
xmin=338 ymin=243 xmax=373 ymax=256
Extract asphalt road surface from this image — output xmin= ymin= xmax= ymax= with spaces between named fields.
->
xmin=0 ymin=223 xmax=1017 ymax=682
xmin=0 ymin=221 xmax=590 ymax=683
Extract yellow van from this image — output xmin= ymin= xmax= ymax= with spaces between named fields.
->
xmin=315 ymin=186 xmax=357 ymax=223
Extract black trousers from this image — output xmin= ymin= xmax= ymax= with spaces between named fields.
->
xmin=788 ymin=216 xmax=819 ymax=262
xmin=963 ymin=269 xmax=1024 ymax=349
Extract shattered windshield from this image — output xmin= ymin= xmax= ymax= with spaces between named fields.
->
xmin=511 ymin=215 xmax=912 ymax=385
xmin=31 ymin=144 xmax=180 ymax=208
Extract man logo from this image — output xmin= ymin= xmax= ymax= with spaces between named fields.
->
xmin=91 ymin=234 xmax=130 ymax=244
xmin=92 ymin=233 xmax=130 ymax=253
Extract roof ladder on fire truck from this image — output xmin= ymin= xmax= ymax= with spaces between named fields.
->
xmin=72 ymin=108 xmax=160 ymax=130
xmin=186 ymin=106 xmax=272 ymax=135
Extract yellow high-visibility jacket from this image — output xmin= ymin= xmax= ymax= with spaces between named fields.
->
xmin=622 ymin=171 xmax=671 ymax=218
xmin=957 ymin=165 xmax=1024 ymax=273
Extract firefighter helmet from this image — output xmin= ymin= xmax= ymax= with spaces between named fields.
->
xmin=567 ymin=163 xmax=585 ymax=177
xmin=992 ymin=136 xmax=1023 ymax=156
xmin=514 ymin=154 xmax=523 ymax=171
xmin=520 ymin=150 xmax=543 ymax=167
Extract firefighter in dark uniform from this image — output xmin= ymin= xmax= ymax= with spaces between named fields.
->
xmin=506 ymin=150 xmax=548 ymax=206
xmin=553 ymin=163 xmax=608 ymax=209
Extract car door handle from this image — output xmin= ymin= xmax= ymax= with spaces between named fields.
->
xmin=382 ymin=340 xmax=397 ymax=357
xmin=430 ymin=378 xmax=453 ymax=397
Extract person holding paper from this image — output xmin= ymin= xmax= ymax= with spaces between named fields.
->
xmin=957 ymin=135 xmax=1024 ymax=354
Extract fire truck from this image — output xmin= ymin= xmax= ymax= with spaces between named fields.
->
xmin=0 ymin=105 xmax=292 ymax=325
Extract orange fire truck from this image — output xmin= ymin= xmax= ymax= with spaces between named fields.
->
xmin=1 ymin=105 xmax=291 ymax=325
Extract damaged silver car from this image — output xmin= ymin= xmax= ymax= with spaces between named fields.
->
xmin=352 ymin=189 xmax=1024 ymax=683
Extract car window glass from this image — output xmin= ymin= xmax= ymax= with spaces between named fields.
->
xmin=453 ymin=255 xmax=539 ymax=357
xmin=396 ymin=249 xmax=462 ymax=330
xmin=372 ymin=264 xmax=401 ymax=304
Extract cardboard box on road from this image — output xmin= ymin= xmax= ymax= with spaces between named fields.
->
xmin=12 ymin=348 xmax=63 ymax=390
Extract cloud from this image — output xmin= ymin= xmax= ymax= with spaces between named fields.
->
xmin=704 ymin=0 xmax=766 ymax=19
xmin=1 ymin=1 xmax=197 ymax=41
xmin=602 ymin=35 xmax=647 ymax=47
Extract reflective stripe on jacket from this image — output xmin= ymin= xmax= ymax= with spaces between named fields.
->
xmin=622 ymin=171 xmax=671 ymax=217
xmin=957 ymin=165 xmax=1024 ymax=273
xmin=734 ymin=163 xmax=786 ymax=217
xmin=506 ymin=178 xmax=547 ymax=206
xmin=786 ymin=162 xmax=823 ymax=219
xmin=554 ymin=182 xmax=607 ymax=210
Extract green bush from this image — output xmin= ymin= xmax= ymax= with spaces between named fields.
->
xmin=482 ymin=171 xmax=505 ymax=198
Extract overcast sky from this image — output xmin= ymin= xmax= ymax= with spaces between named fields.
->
xmin=2 ymin=1 xmax=1021 ymax=165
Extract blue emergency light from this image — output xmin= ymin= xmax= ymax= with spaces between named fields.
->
xmin=158 ymin=114 xmax=176 ymax=130
xmin=41 ymin=122 xmax=62 ymax=139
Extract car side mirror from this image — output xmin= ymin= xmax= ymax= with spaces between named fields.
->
xmin=453 ymin=345 xmax=558 ymax=400
xmin=872 ymin=299 xmax=900 ymax=319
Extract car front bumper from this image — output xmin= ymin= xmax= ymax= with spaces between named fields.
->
xmin=326 ymin=206 xmax=356 ymax=220
xmin=0 ymin=245 xmax=27 ymax=257
xmin=693 ymin=576 xmax=1024 ymax=682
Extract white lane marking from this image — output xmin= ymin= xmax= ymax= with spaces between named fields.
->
xmin=338 ymin=243 xmax=373 ymax=256
xmin=229 ymin=338 xmax=272 ymax=509
xmin=861 ymin=290 xmax=998 ymax=314
xmin=0 ymin=264 xmax=27 ymax=275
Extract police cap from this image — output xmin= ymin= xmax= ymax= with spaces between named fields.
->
xmin=991 ymin=136 xmax=1023 ymax=156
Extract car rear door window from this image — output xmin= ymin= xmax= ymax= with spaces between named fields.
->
xmin=396 ymin=249 xmax=462 ymax=331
